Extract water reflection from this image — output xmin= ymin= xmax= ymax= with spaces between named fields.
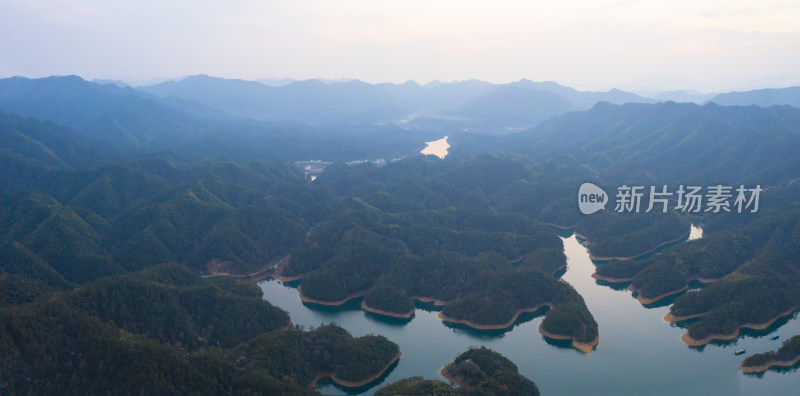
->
xmin=317 ymin=357 xmax=401 ymax=395
xmin=640 ymin=280 xmax=705 ymax=309
xmin=744 ymin=360 xmax=800 ymax=378
xmin=441 ymin=308 xmax=548 ymax=338
xmin=363 ymin=311 xmax=414 ymax=326
xmin=414 ymin=300 xmax=443 ymax=312
xmin=593 ymin=279 xmax=631 ymax=291
xmin=542 ymin=335 xmax=577 ymax=350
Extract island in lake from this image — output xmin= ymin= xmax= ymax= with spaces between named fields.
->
xmin=739 ymin=335 xmax=800 ymax=373
xmin=280 ymin=207 xmax=599 ymax=353
xmin=373 ymin=347 xmax=540 ymax=396
xmin=245 ymin=323 xmax=401 ymax=389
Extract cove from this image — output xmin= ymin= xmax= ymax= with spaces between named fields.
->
xmin=259 ymin=231 xmax=800 ymax=395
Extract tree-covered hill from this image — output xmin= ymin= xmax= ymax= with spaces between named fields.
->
xmin=0 ymin=76 xmax=443 ymax=161
xmin=740 ymin=335 xmax=800 ymax=373
xmin=244 ymin=323 xmax=399 ymax=386
xmin=0 ymin=261 xmax=401 ymax=395
xmin=466 ymin=101 xmax=800 ymax=187
xmin=0 ymin=158 xmax=317 ymax=282
xmin=376 ymin=346 xmax=540 ymax=396
xmin=666 ymin=204 xmax=800 ymax=344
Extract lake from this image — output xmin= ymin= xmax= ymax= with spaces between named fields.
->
xmin=259 ymin=227 xmax=800 ymax=395
xmin=420 ymin=136 xmax=450 ymax=159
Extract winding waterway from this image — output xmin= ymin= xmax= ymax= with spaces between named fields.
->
xmin=259 ymin=226 xmax=800 ymax=395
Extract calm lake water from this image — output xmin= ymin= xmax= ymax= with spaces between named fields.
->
xmin=259 ymin=226 xmax=800 ymax=395
xmin=420 ymin=136 xmax=450 ymax=159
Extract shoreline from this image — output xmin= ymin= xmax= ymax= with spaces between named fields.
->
xmin=664 ymin=310 xmax=710 ymax=322
xmin=679 ymin=306 xmax=799 ymax=346
xmin=629 ymin=284 xmax=688 ymax=305
xmin=593 ymin=272 xmax=724 ymax=306
xmin=273 ymin=272 xmax=306 ymax=282
xmin=310 ymin=351 xmax=401 ymax=388
xmin=437 ymin=303 xmax=553 ymax=330
xmin=632 ymin=273 xmax=725 ymax=305
xmin=438 ymin=362 xmax=466 ymax=387
xmin=590 ymin=273 xmax=632 ymax=283
xmin=272 ymin=255 xmax=313 ymax=282
xmin=739 ymin=355 xmax=800 ymax=373
xmin=298 ymin=286 xmax=365 ymax=306
xmin=293 ymin=284 xmax=452 ymax=317
xmin=587 ymin=229 xmax=690 ymax=261
xmin=573 ymin=231 xmax=589 ymax=240
xmin=295 ymin=286 xmax=444 ymax=318
xmin=538 ymin=324 xmax=598 ymax=353
xmin=412 ymin=296 xmax=448 ymax=307
xmin=540 ymin=221 xmax=578 ymax=230
xmin=361 ymin=301 xmax=415 ymax=319
xmin=551 ymin=262 xmax=567 ymax=276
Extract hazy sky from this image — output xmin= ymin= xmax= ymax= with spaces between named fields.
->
xmin=2 ymin=0 xmax=799 ymax=92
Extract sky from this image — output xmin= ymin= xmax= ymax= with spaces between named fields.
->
xmin=2 ymin=0 xmax=800 ymax=93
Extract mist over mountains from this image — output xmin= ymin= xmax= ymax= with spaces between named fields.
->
xmin=1 ymin=73 xmax=800 ymax=170
xmin=138 ymin=75 xmax=656 ymax=130
xmin=3 ymin=73 xmax=800 ymax=205
xmin=2 ymin=74 xmax=799 ymax=143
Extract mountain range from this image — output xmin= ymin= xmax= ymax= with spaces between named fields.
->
xmin=138 ymin=75 xmax=657 ymax=131
xmin=2 ymin=75 xmax=799 ymax=141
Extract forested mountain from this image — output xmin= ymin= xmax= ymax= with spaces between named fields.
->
xmin=466 ymin=101 xmax=800 ymax=187
xmin=0 ymin=266 xmax=396 ymax=395
xmin=0 ymin=76 xmax=209 ymax=149
xmin=0 ymin=76 xmax=442 ymax=162
xmin=0 ymin=159 xmax=317 ymax=282
xmin=3 ymin=74 xmax=800 ymax=393
xmin=0 ymin=110 xmax=112 ymax=169
xmin=664 ymin=198 xmax=800 ymax=345
xmin=409 ymin=85 xmax=578 ymax=133
xmin=245 ymin=324 xmax=399 ymax=386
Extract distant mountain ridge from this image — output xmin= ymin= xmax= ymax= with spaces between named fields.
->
xmin=4 ymin=74 xmax=800 ymax=149
xmin=410 ymin=85 xmax=578 ymax=133
xmin=138 ymin=75 xmax=655 ymax=131
xmin=0 ymin=75 xmax=444 ymax=166
xmin=0 ymin=110 xmax=111 ymax=169
xmin=0 ymin=76 xmax=226 ymax=149
xmin=487 ymin=101 xmax=800 ymax=186
xmin=708 ymin=86 xmax=800 ymax=107
xmin=650 ymin=90 xmax=716 ymax=104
